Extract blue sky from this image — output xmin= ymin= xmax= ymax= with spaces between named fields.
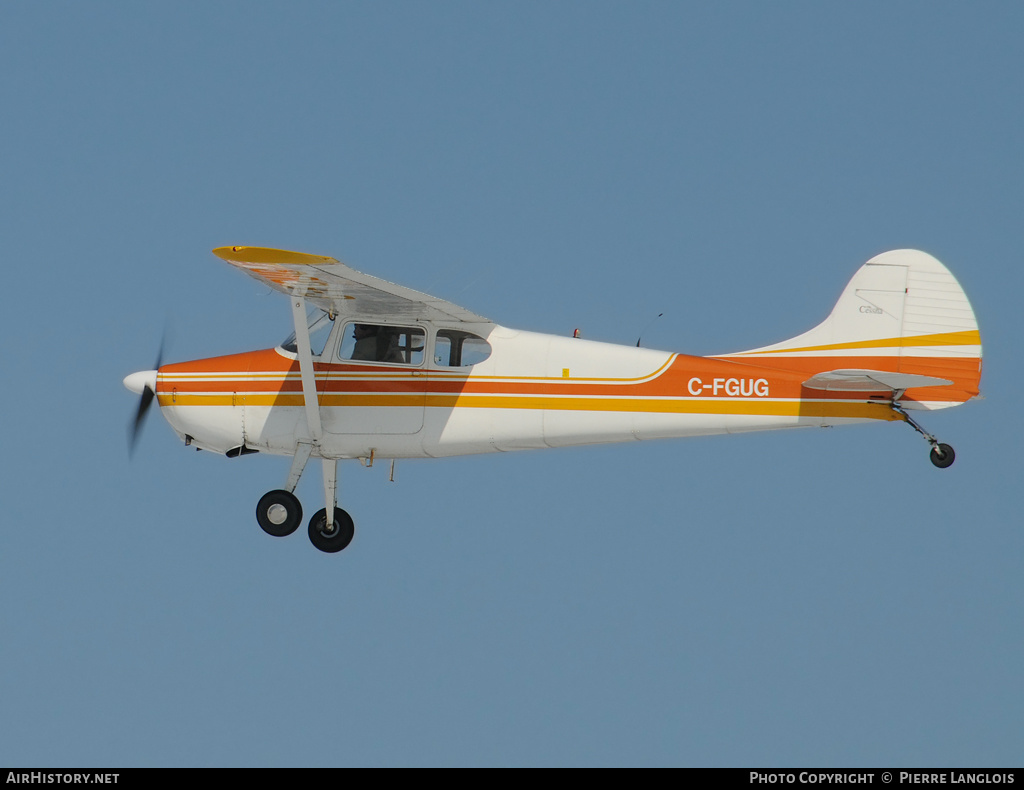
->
xmin=1 ymin=2 xmax=1021 ymax=767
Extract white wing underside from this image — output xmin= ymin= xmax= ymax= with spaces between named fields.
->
xmin=213 ymin=246 xmax=491 ymax=324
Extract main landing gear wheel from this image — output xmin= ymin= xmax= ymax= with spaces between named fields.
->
xmin=929 ymin=443 xmax=956 ymax=469
xmin=308 ymin=508 xmax=355 ymax=553
xmin=256 ymin=490 xmax=303 ymax=537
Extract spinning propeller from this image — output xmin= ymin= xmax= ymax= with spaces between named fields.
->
xmin=124 ymin=338 xmax=164 ymax=456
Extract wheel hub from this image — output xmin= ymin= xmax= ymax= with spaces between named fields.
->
xmin=267 ymin=503 xmax=289 ymax=525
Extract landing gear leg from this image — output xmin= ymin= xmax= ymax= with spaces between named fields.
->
xmin=891 ymin=400 xmax=955 ymax=469
xmin=308 ymin=458 xmax=355 ymax=553
xmin=285 ymin=442 xmax=314 ymax=493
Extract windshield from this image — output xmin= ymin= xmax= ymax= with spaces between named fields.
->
xmin=280 ymin=309 xmax=335 ymax=356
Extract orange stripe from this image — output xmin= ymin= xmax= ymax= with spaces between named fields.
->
xmin=156 ymin=345 xmax=980 ymax=410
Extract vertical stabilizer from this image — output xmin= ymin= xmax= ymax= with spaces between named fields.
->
xmin=728 ymin=250 xmax=980 ymax=360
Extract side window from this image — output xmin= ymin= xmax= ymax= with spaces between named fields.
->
xmin=338 ymin=323 xmax=425 ymax=365
xmin=434 ymin=330 xmax=491 ymax=367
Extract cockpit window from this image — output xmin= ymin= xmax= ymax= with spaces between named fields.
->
xmin=338 ymin=323 xmax=425 ymax=365
xmin=434 ymin=330 xmax=491 ymax=367
xmin=280 ymin=309 xmax=335 ymax=356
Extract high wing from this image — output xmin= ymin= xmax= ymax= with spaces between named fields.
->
xmin=212 ymin=246 xmax=492 ymax=324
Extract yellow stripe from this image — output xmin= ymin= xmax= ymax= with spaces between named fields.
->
xmin=731 ymin=329 xmax=981 ymax=356
xmin=159 ymin=392 xmax=903 ymax=420
xmin=424 ymin=355 xmax=675 ymax=384
xmin=422 ymin=395 xmax=902 ymax=420
xmin=212 ymin=246 xmax=337 ymax=265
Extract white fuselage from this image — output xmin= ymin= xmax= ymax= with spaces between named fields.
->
xmin=155 ymin=322 xmax=867 ymax=462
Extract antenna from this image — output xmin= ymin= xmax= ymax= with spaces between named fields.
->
xmin=636 ymin=313 xmax=664 ymax=347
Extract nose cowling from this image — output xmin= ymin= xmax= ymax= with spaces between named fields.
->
xmin=157 ymin=353 xmax=255 ymax=455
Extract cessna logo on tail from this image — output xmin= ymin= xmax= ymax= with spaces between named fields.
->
xmin=688 ymin=377 xmax=769 ymax=397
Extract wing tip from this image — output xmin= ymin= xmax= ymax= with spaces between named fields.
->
xmin=212 ymin=246 xmax=338 ymax=266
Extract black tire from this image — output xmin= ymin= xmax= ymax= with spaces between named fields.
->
xmin=930 ymin=443 xmax=955 ymax=469
xmin=308 ymin=508 xmax=355 ymax=553
xmin=256 ymin=490 xmax=303 ymax=537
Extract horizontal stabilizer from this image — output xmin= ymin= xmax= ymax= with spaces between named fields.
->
xmin=802 ymin=369 xmax=952 ymax=392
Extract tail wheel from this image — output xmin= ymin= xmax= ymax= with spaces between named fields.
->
xmin=256 ymin=490 xmax=303 ymax=537
xmin=929 ymin=443 xmax=955 ymax=469
xmin=308 ymin=508 xmax=355 ymax=553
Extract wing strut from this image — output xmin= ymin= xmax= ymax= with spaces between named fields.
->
xmin=288 ymin=297 xmax=351 ymax=544
xmin=290 ymin=296 xmax=324 ymax=442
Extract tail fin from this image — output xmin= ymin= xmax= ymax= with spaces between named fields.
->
xmin=725 ymin=250 xmax=982 ymax=409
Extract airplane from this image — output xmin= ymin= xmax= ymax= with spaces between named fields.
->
xmin=124 ymin=246 xmax=982 ymax=553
